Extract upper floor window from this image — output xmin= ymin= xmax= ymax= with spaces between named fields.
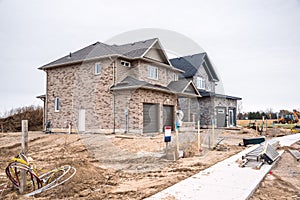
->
xmin=95 ymin=63 xmax=101 ymax=75
xmin=173 ymin=73 xmax=177 ymax=81
xmin=55 ymin=97 xmax=60 ymax=112
xmin=148 ymin=65 xmax=158 ymax=80
xmin=196 ymin=77 xmax=205 ymax=89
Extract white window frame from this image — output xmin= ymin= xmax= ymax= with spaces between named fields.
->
xmin=173 ymin=73 xmax=177 ymax=81
xmin=55 ymin=97 xmax=60 ymax=112
xmin=148 ymin=65 xmax=158 ymax=80
xmin=121 ymin=60 xmax=131 ymax=67
xmin=196 ymin=77 xmax=205 ymax=89
xmin=95 ymin=63 xmax=101 ymax=75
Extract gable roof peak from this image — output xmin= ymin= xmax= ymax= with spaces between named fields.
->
xmin=92 ymin=41 xmax=100 ymax=46
xmin=170 ymin=52 xmax=219 ymax=81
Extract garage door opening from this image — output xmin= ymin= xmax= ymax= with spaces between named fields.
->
xmin=143 ymin=103 xmax=159 ymax=133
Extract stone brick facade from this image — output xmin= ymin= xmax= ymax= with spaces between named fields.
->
xmin=192 ymin=64 xmax=215 ymax=92
xmin=178 ymin=63 xmax=239 ymax=128
xmin=113 ymin=89 xmax=177 ymax=134
xmin=45 ymin=56 xmax=178 ymax=133
xmin=46 ymin=58 xmax=114 ymax=133
xmin=42 ymin=39 xmax=240 ymax=133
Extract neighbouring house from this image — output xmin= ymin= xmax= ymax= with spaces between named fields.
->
xmin=170 ymin=53 xmax=242 ymax=128
xmin=38 ymin=38 xmax=201 ymax=134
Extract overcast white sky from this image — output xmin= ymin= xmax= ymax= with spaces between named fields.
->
xmin=0 ymin=0 xmax=300 ymax=115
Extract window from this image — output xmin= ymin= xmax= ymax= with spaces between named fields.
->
xmin=196 ymin=77 xmax=205 ymax=89
xmin=55 ymin=97 xmax=60 ymax=112
xmin=95 ymin=63 xmax=101 ymax=75
xmin=121 ymin=60 xmax=131 ymax=67
xmin=173 ymin=73 xmax=177 ymax=81
xmin=148 ymin=65 xmax=158 ymax=80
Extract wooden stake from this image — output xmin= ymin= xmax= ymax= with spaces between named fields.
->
xmin=262 ymin=116 xmax=265 ymax=134
xmin=212 ymin=119 xmax=215 ymax=148
xmin=255 ymin=120 xmax=258 ymax=132
xmin=20 ymin=120 xmax=28 ymax=194
xmin=21 ymin=120 xmax=28 ymax=155
xmin=176 ymin=122 xmax=179 ymax=156
xmin=266 ymin=118 xmax=268 ymax=134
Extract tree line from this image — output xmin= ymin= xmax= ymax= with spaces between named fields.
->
xmin=238 ymin=109 xmax=295 ymax=120
xmin=0 ymin=105 xmax=43 ymax=132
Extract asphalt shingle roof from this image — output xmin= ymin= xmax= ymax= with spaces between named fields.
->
xmin=110 ymin=76 xmax=171 ymax=93
xmin=40 ymin=38 xmax=158 ymax=69
xmin=170 ymin=53 xmax=206 ymax=78
xmin=170 ymin=53 xmax=219 ymax=81
xmin=111 ymin=76 xmax=200 ymax=97
xmin=198 ymin=89 xmax=242 ymax=100
xmin=167 ymin=79 xmax=191 ymax=93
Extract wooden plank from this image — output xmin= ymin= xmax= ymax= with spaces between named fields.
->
xmin=115 ymin=135 xmax=134 ymax=139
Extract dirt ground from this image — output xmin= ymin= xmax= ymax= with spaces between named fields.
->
xmin=0 ymin=127 xmax=298 ymax=199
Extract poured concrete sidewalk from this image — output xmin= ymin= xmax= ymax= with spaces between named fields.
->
xmin=146 ymin=133 xmax=300 ymax=200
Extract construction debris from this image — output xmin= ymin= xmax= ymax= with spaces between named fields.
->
xmin=291 ymin=125 xmax=300 ymax=133
xmin=5 ymin=153 xmax=76 ymax=197
xmin=213 ymin=137 xmax=225 ymax=149
xmin=239 ymin=141 xmax=280 ymax=169
xmin=288 ymin=149 xmax=300 ymax=161
xmin=243 ymin=137 xmax=265 ymax=146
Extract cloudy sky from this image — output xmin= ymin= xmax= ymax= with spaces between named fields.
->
xmin=0 ymin=0 xmax=300 ymax=115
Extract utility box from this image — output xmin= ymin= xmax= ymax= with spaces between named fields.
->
xmin=164 ymin=126 xmax=171 ymax=142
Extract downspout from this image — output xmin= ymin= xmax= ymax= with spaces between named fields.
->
xmin=45 ymin=69 xmax=48 ymax=130
xmin=113 ymin=63 xmax=116 ymax=134
xmin=109 ymin=56 xmax=116 ymax=134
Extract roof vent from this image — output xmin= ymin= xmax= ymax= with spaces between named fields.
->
xmin=131 ymin=42 xmax=135 ymax=46
xmin=93 ymin=42 xmax=99 ymax=46
xmin=68 ymin=52 xmax=72 ymax=59
xmin=121 ymin=60 xmax=131 ymax=67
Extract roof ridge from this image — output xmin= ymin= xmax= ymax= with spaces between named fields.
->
xmin=112 ymin=38 xmax=158 ymax=47
xmin=170 ymin=52 xmax=207 ymax=60
xmin=39 ymin=38 xmax=159 ymax=69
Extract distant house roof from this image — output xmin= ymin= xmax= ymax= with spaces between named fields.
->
xmin=39 ymin=38 xmax=169 ymax=69
xmin=111 ymin=76 xmax=201 ymax=97
xmin=198 ymin=89 xmax=242 ymax=100
xmin=170 ymin=53 xmax=219 ymax=82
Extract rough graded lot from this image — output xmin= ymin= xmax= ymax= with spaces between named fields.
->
xmin=0 ymin=128 xmax=296 ymax=199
